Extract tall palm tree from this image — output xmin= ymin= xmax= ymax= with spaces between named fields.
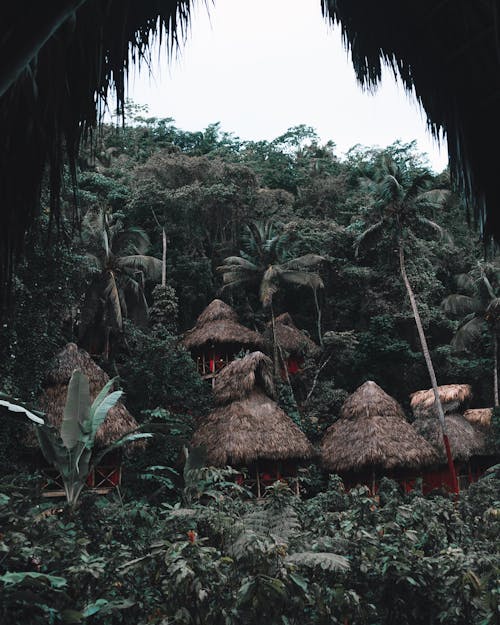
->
xmin=217 ymin=221 xmax=325 ymax=346
xmin=355 ymin=156 xmax=459 ymax=492
xmin=79 ymin=209 xmax=162 ymax=358
xmin=442 ymin=261 xmax=500 ymax=407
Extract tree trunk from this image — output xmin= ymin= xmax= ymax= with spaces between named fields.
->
xmin=270 ymin=301 xmax=280 ymax=380
xmin=398 ymin=239 xmax=459 ymax=494
xmin=494 ymin=333 xmax=499 ymax=407
xmin=313 ymin=287 xmax=324 ymax=348
xmin=162 ymin=227 xmax=167 ymax=287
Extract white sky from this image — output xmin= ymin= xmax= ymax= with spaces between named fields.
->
xmin=129 ymin=0 xmax=448 ymax=172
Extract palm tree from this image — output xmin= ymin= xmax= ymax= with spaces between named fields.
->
xmin=217 ymin=221 xmax=325 ymax=346
xmin=442 ymin=260 xmax=500 ymax=407
xmin=355 ymin=156 xmax=459 ymax=492
xmin=79 ymin=209 xmax=162 ymax=358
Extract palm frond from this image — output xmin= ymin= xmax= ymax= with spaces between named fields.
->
xmin=451 ymin=316 xmax=487 ymax=352
xmin=282 ymin=254 xmax=326 ymax=270
xmin=353 ymin=220 xmax=385 ymax=257
xmin=441 ymin=295 xmax=483 ymax=319
xmin=103 ymin=272 xmax=123 ymax=330
xmin=115 ymin=255 xmax=162 ymax=281
xmin=280 ymin=270 xmax=324 ymax=290
xmin=416 ymin=216 xmax=452 ymax=242
xmin=455 ymin=273 xmax=477 ymax=295
xmin=260 ymin=265 xmax=281 ymax=307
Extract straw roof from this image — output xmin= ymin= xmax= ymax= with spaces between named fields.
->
xmin=25 ymin=343 xmax=140 ymax=449
xmin=463 ymin=408 xmax=493 ymax=428
xmin=265 ymin=313 xmax=320 ymax=357
xmin=213 ymin=351 xmax=275 ymax=405
xmin=191 ymin=352 xmax=313 ymax=466
xmin=322 ymin=1 xmax=500 ymax=236
xmin=182 ymin=299 xmax=265 ymax=352
xmin=0 ymin=1 xmax=194 ymax=303
xmin=413 ymin=414 xmax=487 ymax=463
xmin=321 ymin=381 xmax=438 ymax=473
xmin=410 ymin=384 xmax=472 ymax=418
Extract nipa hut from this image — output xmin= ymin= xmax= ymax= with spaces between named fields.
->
xmin=463 ymin=408 xmax=493 ymax=428
xmin=320 ymin=381 xmax=438 ymax=494
xmin=191 ymin=351 xmax=314 ymax=496
xmin=410 ymin=385 xmax=492 ymax=492
xmin=265 ymin=312 xmax=320 ymax=376
xmin=181 ymin=299 xmax=266 ymax=382
xmin=26 ymin=343 xmax=140 ymax=496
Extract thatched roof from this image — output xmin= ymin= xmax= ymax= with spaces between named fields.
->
xmin=410 ymin=384 xmax=472 ymax=418
xmin=25 ymin=343 xmax=139 ymax=449
xmin=0 ymin=1 xmax=193 ymax=305
xmin=191 ymin=389 xmax=314 ymax=467
xmin=413 ymin=414 xmax=487 ymax=463
xmin=321 ymin=381 xmax=438 ymax=473
xmin=322 ymin=1 xmax=500 ymax=237
xmin=340 ymin=380 xmax=406 ymax=421
xmin=182 ymin=299 xmax=265 ymax=352
xmin=213 ymin=351 xmax=275 ymax=405
xmin=463 ymin=408 xmax=493 ymax=428
xmin=265 ymin=313 xmax=320 ymax=357
xmin=191 ymin=352 xmax=313 ymax=466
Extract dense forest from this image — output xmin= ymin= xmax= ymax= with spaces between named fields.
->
xmin=0 ymin=110 xmax=499 ymax=624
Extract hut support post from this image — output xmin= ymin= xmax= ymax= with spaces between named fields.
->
xmin=494 ymin=334 xmax=499 ymax=407
xmin=256 ymin=464 xmax=261 ymax=498
xmin=398 ymin=240 xmax=459 ymax=495
xmin=371 ymin=470 xmax=376 ymax=496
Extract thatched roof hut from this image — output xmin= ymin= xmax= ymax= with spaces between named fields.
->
xmin=413 ymin=414 xmax=487 ymax=463
xmin=182 ymin=299 xmax=265 ymax=352
xmin=463 ymin=408 xmax=493 ymax=428
xmin=191 ymin=352 xmax=313 ymax=466
xmin=320 ymin=381 xmax=437 ymax=473
xmin=265 ymin=313 xmax=320 ymax=358
xmin=25 ymin=343 xmax=139 ymax=449
xmin=410 ymin=384 xmax=472 ymax=418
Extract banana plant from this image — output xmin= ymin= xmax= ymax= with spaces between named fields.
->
xmin=34 ymin=371 xmax=151 ymax=507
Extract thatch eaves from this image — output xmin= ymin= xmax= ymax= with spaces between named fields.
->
xmin=191 ymin=390 xmax=314 ymax=467
xmin=413 ymin=414 xmax=487 ymax=463
xmin=410 ymin=384 xmax=472 ymax=418
xmin=463 ymin=408 xmax=493 ymax=428
xmin=181 ymin=299 xmax=265 ymax=352
xmin=25 ymin=343 xmax=140 ymax=449
xmin=265 ymin=312 xmax=320 ymax=357
xmin=320 ymin=381 xmax=437 ymax=473
xmin=322 ymin=1 xmax=500 ymax=236
xmin=213 ymin=351 xmax=275 ymax=405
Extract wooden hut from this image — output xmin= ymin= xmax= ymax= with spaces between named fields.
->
xmin=265 ymin=312 xmax=320 ymax=376
xmin=191 ymin=351 xmax=314 ymax=496
xmin=320 ymin=381 xmax=438 ymax=493
xmin=25 ymin=343 xmax=140 ymax=496
xmin=181 ymin=299 xmax=266 ymax=382
xmin=409 ymin=385 xmax=494 ymax=492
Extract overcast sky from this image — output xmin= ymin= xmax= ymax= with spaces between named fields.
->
xmin=129 ymin=0 xmax=448 ymax=172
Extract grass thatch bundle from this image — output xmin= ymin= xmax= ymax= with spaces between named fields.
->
xmin=463 ymin=408 xmax=493 ymax=428
xmin=25 ymin=343 xmax=140 ymax=449
xmin=192 ymin=352 xmax=313 ymax=466
xmin=410 ymin=384 xmax=472 ymax=418
xmin=182 ymin=299 xmax=265 ymax=352
xmin=321 ymin=381 xmax=437 ymax=473
xmin=322 ymin=1 xmax=500 ymax=236
xmin=213 ymin=351 xmax=276 ymax=405
xmin=340 ymin=380 xmax=406 ymax=421
xmin=265 ymin=312 xmax=320 ymax=357
xmin=413 ymin=414 xmax=487 ymax=462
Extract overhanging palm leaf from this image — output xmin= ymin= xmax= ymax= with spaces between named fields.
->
xmin=451 ymin=316 xmax=487 ymax=352
xmin=441 ymin=294 xmax=483 ymax=319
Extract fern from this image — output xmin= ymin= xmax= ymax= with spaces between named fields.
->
xmin=285 ymin=552 xmax=350 ymax=572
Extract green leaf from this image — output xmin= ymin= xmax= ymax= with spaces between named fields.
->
xmin=289 ymin=572 xmax=309 ymax=593
xmin=90 ymin=390 xmax=123 ymax=440
xmin=0 ymin=571 xmax=67 ymax=589
xmin=61 ymin=371 xmax=90 ymax=450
